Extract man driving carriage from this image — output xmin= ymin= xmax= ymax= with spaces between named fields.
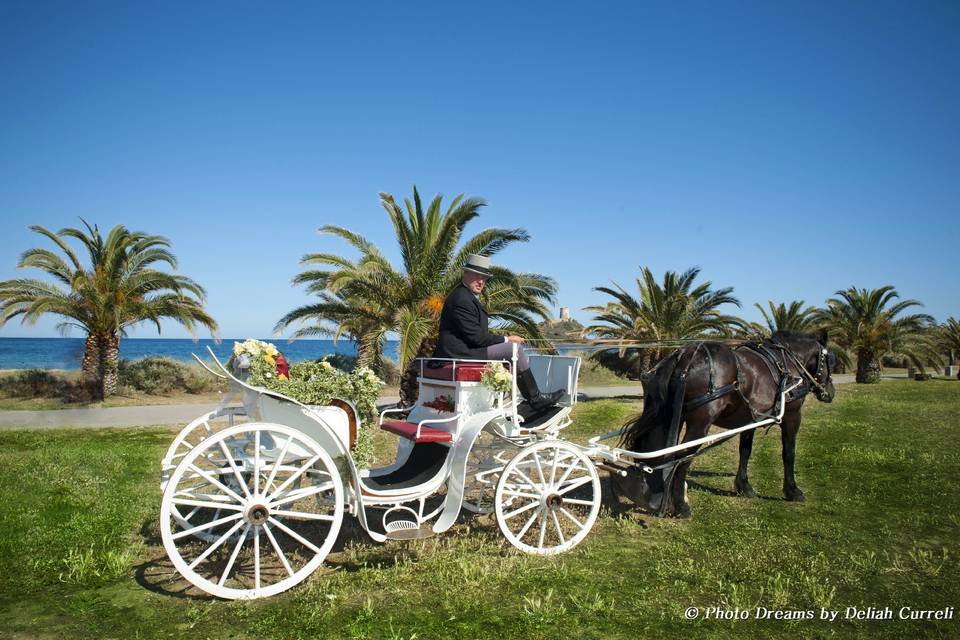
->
xmin=432 ymin=254 xmax=564 ymax=410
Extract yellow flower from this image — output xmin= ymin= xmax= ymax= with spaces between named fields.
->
xmin=233 ymin=342 xmax=243 ymax=356
xmin=264 ymin=354 xmax=276 ymax=366
xmin=277 ymin=373 xmax=288 ymax=380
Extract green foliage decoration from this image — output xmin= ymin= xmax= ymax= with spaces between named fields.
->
xmin=232 ymin=341 xmax=384 ymax=467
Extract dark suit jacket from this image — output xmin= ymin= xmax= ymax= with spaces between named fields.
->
xmin=432 ymin=283 xmax=504 ymax=360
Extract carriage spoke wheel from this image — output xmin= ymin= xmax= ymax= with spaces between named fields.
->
xmin=160 ymin=423 xmax=344 ymax=599
xmin=494 ymin=441 xmax=600 ymax=555
xmin=161 ymin=414 xmax=216 ymax=489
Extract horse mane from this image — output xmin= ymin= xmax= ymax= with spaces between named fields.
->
xmin=770 ymin=329 xmax=814 ymax=342
xmin=618 ymin=349 xmax=683 ymax=451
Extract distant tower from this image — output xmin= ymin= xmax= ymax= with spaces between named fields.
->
xmin=560 ymin=307 xmax=570 ymax=321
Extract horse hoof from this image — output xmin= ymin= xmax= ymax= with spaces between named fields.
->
xmin=784 ymin=489 xmax=806 ymax=502
xmin=735 ymin=482 xmax=756 ymax=498
xmin=671 ymin=504 xmax=692 ymax=519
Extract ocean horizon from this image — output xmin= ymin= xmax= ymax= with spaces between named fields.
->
xmin=0 ymin=337 xmax=588 ymax=370
xmin=0 ymin=337 xmax=399 ymax=371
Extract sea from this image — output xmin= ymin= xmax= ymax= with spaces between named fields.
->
xmin=0 ymin=337 xmax=589 ymax=371
xmin=0 ymin=337 xmax=399 ymax=371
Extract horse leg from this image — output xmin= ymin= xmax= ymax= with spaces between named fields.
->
xmin=734 ymin=431 xmax=757 ymax=497
xmin=663 ymin=415 xmax=713 ymax=518
xmin=780 ymin=412 xmax=805 ymax=502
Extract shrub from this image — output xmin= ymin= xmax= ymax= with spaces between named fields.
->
xmin=0 ymin=369 xmax=63 ymax=397
xmin=118 ymin=357 xmax=222 ymax=395
xmin=376 ymin=358 xmax=400 ymax=386
xmin=0 ymin=370 xmax=99 ymax=402
xmin=314 ymin=353 xmax=399 ymax=385
xmin=323 ymin=353 xmax=357 ymax=372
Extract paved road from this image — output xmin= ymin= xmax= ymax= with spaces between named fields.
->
xmin=0 ymin=374 xmax=869 ymax=430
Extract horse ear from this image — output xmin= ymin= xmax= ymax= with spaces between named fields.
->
xmin=818 ymin=329 xmax=828 ymax=346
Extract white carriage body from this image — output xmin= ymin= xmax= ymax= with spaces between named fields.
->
xmin=160 ymin=342 xmax=809 ymax=600
xmin=160 ymin=346 xmax=596 ymax=600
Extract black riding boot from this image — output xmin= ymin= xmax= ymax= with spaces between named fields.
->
xmin=516 ymin=369 xmax=564 ymax=410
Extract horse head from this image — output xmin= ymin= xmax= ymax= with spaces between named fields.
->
xmin=771 ymin=329 xmax=836 ymax=403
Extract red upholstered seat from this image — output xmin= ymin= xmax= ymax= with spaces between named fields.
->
xmin=421 ymin=361 xmax=508 ymax=382
xmin=381 ymin=420 xmax=453 ymax=443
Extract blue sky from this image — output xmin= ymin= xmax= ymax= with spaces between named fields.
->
xmin=1 ymin=1 xmax=957 ymax=339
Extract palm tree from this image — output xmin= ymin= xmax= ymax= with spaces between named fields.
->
xmin=0 ymin=221 xmax=218 ymax=398
xmin=736 ymin=300 xmax=852 ymax=373
xmin=938 ymin=318 xmax=960 ymax=378
xmin=583 ymin=267 xmax=743 ymax=377
xmin=747 ymin=300 xmax=818 ymax=338
xmin=276 ymin=187 xmax=557 ymax=404
xmin=814 ymin=286 xmax=938 ymax=383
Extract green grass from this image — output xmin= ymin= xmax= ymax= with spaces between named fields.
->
xmin=575 ymin=360 xmax=639 ymax=387
xmin=0 ymin=381 xmax=958 ymax=638
xmin=0 ymin=390 xmax=225 ymax=411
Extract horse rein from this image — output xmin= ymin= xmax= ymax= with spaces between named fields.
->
xmin=768 ymin=341 xmax=833 ymax=401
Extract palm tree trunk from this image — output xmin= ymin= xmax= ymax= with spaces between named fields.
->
xmin=856 ymin=349 xmax=881 ymax=384
xmin=399 ymin=336 xmax=437 ymax=407
xmin=99 ymin=332 xmax=121 ymax=398
xmin=81 ymin=334 xmax=100 ymax=382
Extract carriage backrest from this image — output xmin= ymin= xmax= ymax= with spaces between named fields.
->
xmin=528 ymin=355 xmax=581 ymax=406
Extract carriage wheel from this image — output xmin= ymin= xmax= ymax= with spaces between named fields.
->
xmin=161 ymin=413 xmax=217 ymax=489
xmin=160 ymin=423 xmax=344 ymax=599
xmin=494 ymin=441 xmax=600 ymax=555
xmin=463 ymin=423 xmax=512 ymax=515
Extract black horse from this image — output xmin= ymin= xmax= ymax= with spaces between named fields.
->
xmin=613 ymin=330 xmax=836 ymax=517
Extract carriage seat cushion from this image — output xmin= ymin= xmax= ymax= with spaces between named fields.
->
xmin=421 ymin=361 xmax=508 ymax=382
xmin=381 ymin=420 xmax=453 ymax=443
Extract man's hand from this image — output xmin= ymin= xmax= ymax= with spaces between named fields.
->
xmin=506 ymin=335 xmax=525 ymax=344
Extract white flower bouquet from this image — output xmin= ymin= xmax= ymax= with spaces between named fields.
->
xmin=480 ymin=362 xmax=513 ymax=395
xmin=230 ymin=338 xmax=283 ymax=377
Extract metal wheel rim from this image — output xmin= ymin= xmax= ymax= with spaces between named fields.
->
xmin=160 ymin=423 xmax=344 ymax=599
xmin=494 ymin=440 xmax=600 ymax=555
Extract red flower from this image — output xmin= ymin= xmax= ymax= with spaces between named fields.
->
xmin=275 ymin=353 xmax=290 ymax=379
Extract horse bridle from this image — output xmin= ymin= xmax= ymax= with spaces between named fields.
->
xmin=774 ymin=341 xmax=834 ymax=401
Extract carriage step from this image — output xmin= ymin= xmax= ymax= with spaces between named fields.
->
xmin=381 ymin=420 xmax=453 ymax=443
xmin=384 ymin=521 xmax=435 ymax=540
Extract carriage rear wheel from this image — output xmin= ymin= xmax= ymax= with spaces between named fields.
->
xmin=494 ymin=440 xmax=600 ymax=555
xmin=160 ymin=423 xmax=344 ymax=599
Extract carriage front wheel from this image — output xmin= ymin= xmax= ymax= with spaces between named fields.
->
xmin=494 ymin=440 xmax=601 ymax=555
xmin=160 ymin=423 xmax=344 ymax=599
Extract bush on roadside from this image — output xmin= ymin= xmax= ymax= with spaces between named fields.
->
xmin=322 ymin=353 xmax=357 ymax=372
xmin=377 ymin=358 xmax=400 ymax=386
xmin=118 ymin=357 xmax=223 ymax=395
xmin=0 ymin=369 xmax=99 ymax=402
xmin=0 ymin=370 xmax=63 ymax=397
xmin=314 ymin=354 xmax=399 ymax=385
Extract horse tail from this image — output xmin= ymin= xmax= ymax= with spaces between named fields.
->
xmin=619 ymin=349 xmax=683 ymax=452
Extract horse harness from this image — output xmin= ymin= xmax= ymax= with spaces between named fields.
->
xmin=638 ymin=339 xmax=832 ymax=517
xmin=679 ymin=340 xmax=817 ymax=422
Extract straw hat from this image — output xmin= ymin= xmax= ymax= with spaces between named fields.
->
xmin=463 ymin=254 xmax=493 ymax=278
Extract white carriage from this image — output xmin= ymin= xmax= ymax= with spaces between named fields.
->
xmin=158 ymin=347 xmax=601 ymax=600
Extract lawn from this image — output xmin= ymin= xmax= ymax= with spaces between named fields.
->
xmin=0 ymin=390 xmax=226 ymax=411
xmin=0 ymin=380 xmax=957 ymax=639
